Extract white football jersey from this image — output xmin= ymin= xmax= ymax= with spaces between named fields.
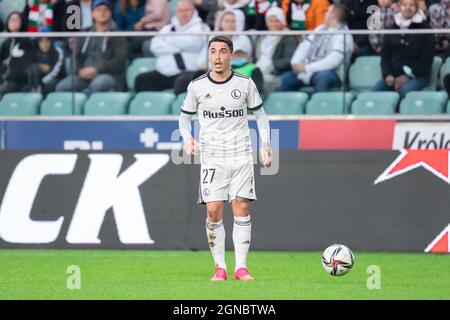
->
xmin=181 ymin=71 xmax=263 ymax=163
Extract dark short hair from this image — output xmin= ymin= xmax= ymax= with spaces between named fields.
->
xmin=332 ymin=4 xmax=347 ymax=23
xmin=208 ymin=36 xmax=233 ymax=52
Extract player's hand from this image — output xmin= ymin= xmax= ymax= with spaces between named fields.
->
xmin=184 ymin=137 xmax=199 ymax=156
xmin=260 ymin=143 xmax=272 ymax=168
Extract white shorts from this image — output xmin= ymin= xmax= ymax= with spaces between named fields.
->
xmin=198 ymin=160 xmax=256 ymax=204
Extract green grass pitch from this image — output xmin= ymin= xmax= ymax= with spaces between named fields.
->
xmin=0 ymin=249 xmax=448 ymax=300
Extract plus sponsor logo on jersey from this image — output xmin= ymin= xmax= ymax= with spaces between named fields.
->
xmin=202 ymin=107 xmax=245 ymax=119
xmin=374 ymin=149 xmax=450 ymax=185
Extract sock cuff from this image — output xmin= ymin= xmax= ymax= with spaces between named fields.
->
xmin=234 ymin=215 xmax=251 ymax=226
xmin=206 ymin=220 xmax=224 ymax=230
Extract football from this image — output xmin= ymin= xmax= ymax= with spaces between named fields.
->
xmin=322 ymin=244 xmax=355 ymax=276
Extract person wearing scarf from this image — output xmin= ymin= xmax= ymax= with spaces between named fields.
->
xmin=285 ymin=0 xmax=330 ymax=30
xmin=277 ymin=4 xmax=353 ymax=92
xmin=23 ymin=0 xmax=69 ymax=32
xmin=245 ymin=0 xmax=278 ymax=30
xmin=373 ymin=0 xmax=435 ymax=98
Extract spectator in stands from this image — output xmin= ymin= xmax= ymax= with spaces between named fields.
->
xmin=429 ymin=0 xmax=449 ymax=56
xmin=29 ymin=35 xmax=65 ymax=95
xmin=193 ymin=0 xmax=219 ymax=28
xmin=114 ymin=0 xmax=146 ymax=30
xmin=22 ymin=0 xmax=70 ymax=32
xmin=171 ymin=8 xmax=252 ymax=94
xmin=55 ymin=0 xmax=127 ymax=94
xmin=256 ymin=7 xmax=297 ymax=93
xmin=230 ymin=34 xmax=265 ymax=95
xmin=134 ymin=0 xmax=170 ymax=31
xmin=221 ymin=0 xmax=250 ymax=12
xmin=344 ymin=0 xmax=378 ymax=59
xmin=369 ymin=0 xmax=396 ymax=54
xmin=136 ymin=0 xmax=171 ymax=57
xmin=284 ymin=0 xmax=330 ymax=30
xmin=0 ymin=12 xmax=35 ymax=94
xmin=244 ymin=0 xmax=278 ymax=30
xmin=214 ymin=9 xmax=252 ymax=57
xmin=277 ymin=4 xmax=353 ymax=92
xmin=134 ymin=0 xmax=209 ymax=92
xmin=372 ymin=0 xmax=434 ymax=98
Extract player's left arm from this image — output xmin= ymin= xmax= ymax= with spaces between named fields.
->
xmin=247 ymin=79 xmax=272 ymax=168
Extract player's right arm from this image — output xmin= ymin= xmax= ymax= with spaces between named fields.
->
xmin=178 ymin=82 xmax=199 ymax=156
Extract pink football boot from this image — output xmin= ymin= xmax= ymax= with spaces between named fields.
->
xmin=233 ymin=268 xmax=254 ymax=281
xmin=211 ymin=268 xmax=227 ymax=281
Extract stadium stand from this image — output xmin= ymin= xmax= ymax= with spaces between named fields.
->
xmin=171 ymin=93 xmax=186 ymax=115
xmin=264 ymin=92 xmax=309 ymax=115
xmin=351 ymin=92 xmax=400 ymax=115
xmin=440 ymin=58 xmax=450 ymax=89
xmin=84 ymin=92 xmax=132 ymax=115
xmin=424 ymin=56 xmax=443 ymax=91
xmin=126 ymin=57 xmax=157 ymax=91
xmin=0 ymin=92 xmax=42 ymax=115
xmin=41 ymin=92 xmax=87 ymax=116
xmin=399 ymin=91 xmax=448 ymax=115
xmin=348 ymin=56 xmax=382 ymax=93
xmin=306 ymin=92 xmax=355 ymax=115
xmin=129 ymin=92 xmax=175 ymax=115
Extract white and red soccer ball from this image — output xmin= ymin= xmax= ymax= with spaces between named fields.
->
xmin=322 ymin=244 xmax=355 ymax=276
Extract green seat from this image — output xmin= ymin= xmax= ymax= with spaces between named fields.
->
xmin=447 ymin=99 xmax=450 ymax=114
xmin=171 ymin=93 xmax=187 ymax=115
xmin=351 ymin=92 xmax=399 ymax=115
xmin=440 ymin=57 xmax=450 ymax=89
xmin=129 ymin=92 xmax=175 ymax=115
xmin=399 ymin=91 xmax=448 ymax=115
xmin=0 ymin=93 xmax=42 ymax=115
xmin=264 ymin=92 xmax=308 ymax=115
xmin=306 ymin=92 xmax=355 ymax=115
xmin=349 ymin=56 xmax=382 ymax=93
xmin=126 ymin=58 xmax=157 ymax=90
xmin=41 ymin=92 xmax=87 ymax=115
xmin=84 ymin=92 xmax=131 ymax=115
xmin=424 ymin=56 xmax=443 ymax=91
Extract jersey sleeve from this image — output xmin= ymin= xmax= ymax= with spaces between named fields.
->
xmin=247 ymin=78 xmax=263 ymax=111
xmin=181 ymin=82 xmax=198 ymax=115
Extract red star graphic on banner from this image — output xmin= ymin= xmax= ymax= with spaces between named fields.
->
xmin=375 ymin=149 xmax=450 ymax=184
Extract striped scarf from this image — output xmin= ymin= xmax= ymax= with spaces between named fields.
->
xmin=27 ymin=0 xmax=53 ymax=32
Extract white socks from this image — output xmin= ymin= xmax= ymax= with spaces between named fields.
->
xmin=206 ymin=216 xmax=252 ymax=272
xmin=206 ymin=219 xmax=226 ymax=270
xmin=233 ymin=215 xmax=251 ymax=271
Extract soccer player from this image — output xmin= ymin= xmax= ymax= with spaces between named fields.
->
xmin=178 ymin=36 xmax=272 ymax=281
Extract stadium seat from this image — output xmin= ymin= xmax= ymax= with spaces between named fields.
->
xmin=440 ymin=57 xmax=450 ymax=89
xmin=169 ymin=0 xmax=181 ymax=16
xmin=84 ymin=92 xmax=131 ymax=115
xmin=264 ymin=92 xmax=308 ymax=115
xmin=305 ymin=92 xmax=355 ymax=115
xmin=129 ymin=92 xmax=175 ymax=115
xmin=126 ymin=58 xmax=157 ymax=90
xmin=40 ymin=93 xmax=87 ymax=115
xmin=447 ymin=99 xmax=450 ymax=114
xmin=399 ymin=91 xmax=448 ymax=115
xmin=0 ymin=0 xmax=26 ymax=23
xmin=349 ymin=56 xmax=382 ymax=93
xmin=351 ymin=92 xmax=400 ymax=115
xmin=171 ymin=93 xmax=186 ymax=115
xmin=424 ymin=56 xmax=443 ymax=91
xmin=0 ymin=93 xmax=42 ymax=116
